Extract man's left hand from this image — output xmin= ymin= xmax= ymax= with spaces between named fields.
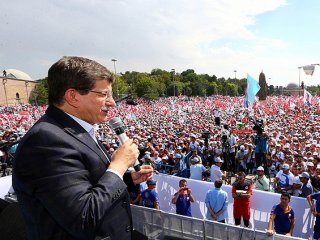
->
xmin=131 ymin=165 xmax=154 ymax=185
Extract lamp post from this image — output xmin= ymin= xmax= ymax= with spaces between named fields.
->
xmin=111 ymin=59 xmax=118 ymax=99
xmin=171 ymin=69 xmax=175 ymax=97
xmin=25 ymin=81 xmax=29 ymax=103
xmin=234 ymin=70 xmax=237 ymax=80
xmin=298 ymin=66 xmax=303 ymax=96
xmin=2 ymin=78 xmax=8 ymax=106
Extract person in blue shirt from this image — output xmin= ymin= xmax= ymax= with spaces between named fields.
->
xmin=171 ymin=179 xmax=195 ymax=217
xmin=307 ymin=191 xmax=320 ymax=239
xmin=266 ymin=193 xmax=295 ymax=236
xmin=140 ymin=179 xmax=159 ymax=209
xmin=205 ymin=179 xmax=228 ymax=223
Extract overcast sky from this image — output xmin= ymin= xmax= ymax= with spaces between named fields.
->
xmin=1 ymin=0 xmax=319 ymax=87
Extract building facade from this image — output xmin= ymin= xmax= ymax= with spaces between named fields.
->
xmin=0 ymin=77 xmax=37 ymax=105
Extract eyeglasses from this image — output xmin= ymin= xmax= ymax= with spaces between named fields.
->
xmin=89 ymin=90 xmax=113 ymax=99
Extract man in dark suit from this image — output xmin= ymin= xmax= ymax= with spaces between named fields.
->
xmin=13 ymin=56 xmax=153 ymax=240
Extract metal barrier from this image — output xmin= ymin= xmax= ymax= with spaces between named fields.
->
xmin=131 ymin=205 xmax=307 ymax=240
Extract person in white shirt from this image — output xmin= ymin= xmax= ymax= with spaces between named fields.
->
xmin=190 ymin=157 xmax=207 ymax=181
xmin=274 ymin=163 xmax=294 ymax=194
xmin=210 ymin=157 xmax=226 ymax=182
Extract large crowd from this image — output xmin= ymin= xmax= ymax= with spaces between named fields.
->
xmin=1 ymin=95 xmax=320 ymax=237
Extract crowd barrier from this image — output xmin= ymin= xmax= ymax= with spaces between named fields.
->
xmin=0 ymin=175 xmax=314 ymax=239
xmin=131 ymin=205 xmax=305 ymax=240
xmin=150 ymin=174 xmax=314 ymax=239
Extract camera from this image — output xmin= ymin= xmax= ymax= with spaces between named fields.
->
xmin=201 ymin=130 xmax=210 ymax=139
xmin=253 ymin=119 xmax=264 ymax=134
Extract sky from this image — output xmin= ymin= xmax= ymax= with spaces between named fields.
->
xmin=1 ymin=0 xmax=320 ymax=87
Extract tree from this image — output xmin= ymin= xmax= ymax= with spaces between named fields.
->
xmin=207 ymin=82 xmax=219 ymax=95
xmin=131 ymin=73 xmax=159 ymax=100
xmin=29 ymin=78 xmax=48 ymax=105
xmin=268 ymin=85 xmax=275 ymax=95
xmin=224 ymin=83 xmax=238 ymax=96
xmin=114 ymin=76 xmax=129 ymax=98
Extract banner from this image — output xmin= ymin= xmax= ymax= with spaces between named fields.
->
xmin=303 ymin=65 xmax=315 ymax=76
xmin=304 ymin=89 xmax=312 ymax=106
xmin=244 ymin=74 xmax=260 ymax=109
xmin=152 ymin=174 xmax=313 ymax=239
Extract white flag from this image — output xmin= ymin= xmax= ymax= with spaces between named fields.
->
xmin=304 ymin=89 xmax=312 ymax=106
xmin=303 ymin=65 xmax=315 ymax=76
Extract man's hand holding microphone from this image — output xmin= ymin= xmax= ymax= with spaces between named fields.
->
xmin=109 ymin=117 xmax=153 ymax=184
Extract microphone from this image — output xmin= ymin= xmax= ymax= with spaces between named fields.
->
xmin=109 ymin=117 xmax=141 ymax=172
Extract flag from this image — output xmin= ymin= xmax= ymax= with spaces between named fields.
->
xmin=304 ymin=89 xmax=312 ymax=106
xmin=302 ymin=65 xmax=315 ymax=76
xmin=244 ymin=74 xmax=261 ymax=108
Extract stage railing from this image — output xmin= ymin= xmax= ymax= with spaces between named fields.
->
xmin=131 ymin=204 xmax=306 ymax=240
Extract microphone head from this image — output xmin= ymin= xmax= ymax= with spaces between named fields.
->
xmin=109 ymin=117 xmax=123 ymax=130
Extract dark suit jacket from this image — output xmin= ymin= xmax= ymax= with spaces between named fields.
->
xmin=13 ymin=105 xmax=135 ymax=240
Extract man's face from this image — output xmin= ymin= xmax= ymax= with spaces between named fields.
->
xmin=238 ymin=175 xmax=245 ymax=183
xmin=257 ymin=170 xmax=264 ymax=176
xmin=280 ymin=196 xmax=290 ymax=207
xmin=299 ymin=177 xmax=308 ymax=183
xmin=76 ymin=80 xmax=115 ymax=124
xmin=179 ymin=181 xmax=187 ymax=188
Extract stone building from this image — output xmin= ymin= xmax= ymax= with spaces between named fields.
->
xmin=0 ymin=69 xmax=38 ymax=105
xmin=283 ymin=82 xmax=303 ymax=96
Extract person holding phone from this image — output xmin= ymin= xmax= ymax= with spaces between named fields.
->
xmin=171 ymin=179 xmax=195 ymax=216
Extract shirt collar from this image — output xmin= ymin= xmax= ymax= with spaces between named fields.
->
xmin=66 ymin=113 xmax=95 ymax=136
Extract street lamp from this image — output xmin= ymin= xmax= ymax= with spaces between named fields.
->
xmin=234 ymin=70 xmax=237 ymax=80
xmin=298 ymin=66 xmax=303 ymax=96
xmin=25 ymin=81 xmax=29 ymax=103
xmin=171 ymin=69 xmax=175 ymax=97
xmin=111 ymin=59 xmax=118 ymax=99
xmin=2 ymin=78 xmax=8 ymax=106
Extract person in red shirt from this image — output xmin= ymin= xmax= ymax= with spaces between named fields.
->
xmin=232 ymin=171 xmax=253 ymax=227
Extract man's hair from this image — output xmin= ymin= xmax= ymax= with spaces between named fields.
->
xmin=281 ymin=192 xmax=291 ymax=201
xmin=179 ymin=179 xmax=187 ymax=187
xmin=214 ymin=179 xmax=223 ymax=188
xmin=238 ymin=171 xmax=246 ymax=178
xmin=48 ymin=56 xmax=113 ymax=105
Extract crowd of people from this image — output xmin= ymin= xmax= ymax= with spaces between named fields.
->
xmin=1 ymin=93 xmax=320 ymax=238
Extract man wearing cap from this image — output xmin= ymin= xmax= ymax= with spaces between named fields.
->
xmin=274 ymin=163 xmax=294 ymax=194
xmin=189 ymin=134 xmax=199 ymax=152
xmin=140 ymin=179 xmax=159 ymax=209
xmin=299 ymin=172 xmax=313 ymax=198
xmin=307 ymin=161 xmax=316 ymax=176
xmin=171 ymin=179 xmax=195 ymax=217
xmin=210 ymin=157 xmax=226 ymax=182
xmin=254 ymin=166 xmax=269 ymax=191
xmin=307 ymin=190 xmax=320 ymax=240
xmin=235 ymin=145 xmax=248 ymax=173
xmin=189 ymin=156 xmax=207 ymax=181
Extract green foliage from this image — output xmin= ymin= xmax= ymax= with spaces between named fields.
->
xmin=307 ymin=86 xmax=320 ymax=96
xmin=32 ymin=67 xmax=318 ymax=102
xmin=29 ymin=78 xmax=48 ymax=105
xmin=113 ymin=76 xmax=129 ymax=99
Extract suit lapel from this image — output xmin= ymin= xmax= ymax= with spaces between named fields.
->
xmin=46 ymin=105 xmax=110 ymax=165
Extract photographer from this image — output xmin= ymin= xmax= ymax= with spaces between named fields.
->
xmin=221 ymin=125 xmax=237 ymax=173
xmin=252 ymin=120 xmax=268 ymax=173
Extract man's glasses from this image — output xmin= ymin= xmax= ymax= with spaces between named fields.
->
xmin=89 ymin=90 xmax=113 ymax=99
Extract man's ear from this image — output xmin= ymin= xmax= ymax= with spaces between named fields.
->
xmin=64 ymin=89 xmax=80 ymax=108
